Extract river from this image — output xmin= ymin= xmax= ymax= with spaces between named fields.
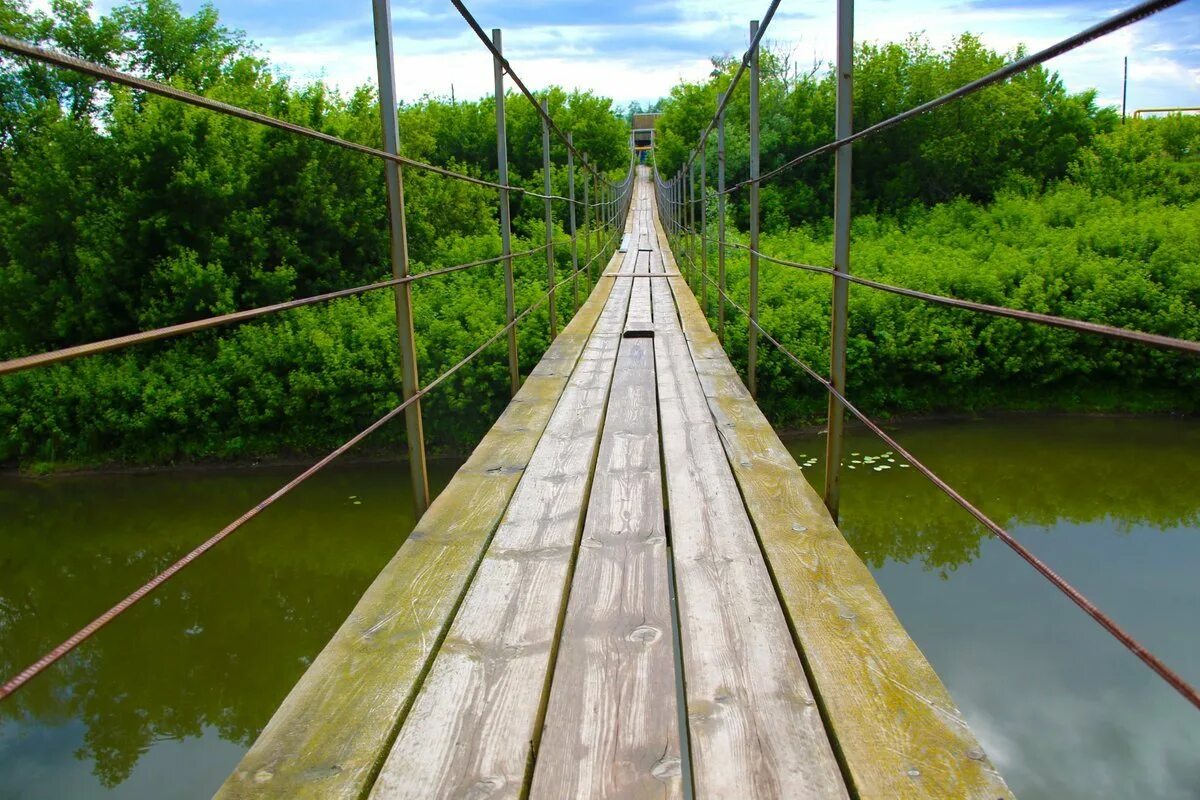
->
xmin=1 ymin=416 xmax=1196 ymax=798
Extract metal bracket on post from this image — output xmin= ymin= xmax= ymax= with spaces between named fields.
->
xmin=372 ymin=0 xmax=430 ymax=513
xmin=541 ymin=99 xmax=556 ymax=339
xmin=747 ymin=19 xmax=761 ymax=400
xmin=717 ymin=90 xmax=727 ymax=345
xmin=492 ymin=28 xmax=520 ymax=396
xmin=567 ymin=132 xmax=579 ymax=313
xmin=824 ymin=0 xmax=854 ymax=522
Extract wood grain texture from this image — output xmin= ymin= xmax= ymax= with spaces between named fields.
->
xmin=216 ymin=273 xmax=620 ymax=800
xmin=648 ymin=240 xmax=848 ymax=799
xmin=529 ymin=340 xmax=680 ymax=800
xmin=367 ymin=240 xmax=639 ymax=800
xmin=649 ymin=196 xmax=1013 ymax=799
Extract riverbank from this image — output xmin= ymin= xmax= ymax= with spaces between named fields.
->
xmin=7 ymin=407 xmax=1193 ymax=477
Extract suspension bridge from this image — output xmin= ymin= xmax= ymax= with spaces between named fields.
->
xmin=0 ymin=0 xmax=1197 ymax=797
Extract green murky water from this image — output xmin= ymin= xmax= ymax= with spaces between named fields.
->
xmin=1 ymin=416 xmax=1197 ymax=798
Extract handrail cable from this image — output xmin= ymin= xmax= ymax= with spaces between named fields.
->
xmin=0 ymin=245 xmax=551 ymax=377
xmin=0 ymin=243 xmax=617 ymax=703
xmin=721 ymin=0 xmax=1185 ymax=194
xmin=682 ymin=0 xmax=784 ymax=171
xmin=693 ymin=266 xmax=1200 ymax=711
xmin=685 ymin=233 xmax=1200 ymax=356
xmin=0 ymin=34 xmax=587 ymax=204
xmin=448 ymin=0 xmax=619 ymax=188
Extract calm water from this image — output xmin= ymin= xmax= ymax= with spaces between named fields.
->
xmin=1 ymin=417 xmax=1197 ymax=798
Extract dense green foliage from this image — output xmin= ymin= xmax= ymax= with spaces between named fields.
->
xmin=654 ymin=34 xmax=1199 ymax=426
xmin=654 ymin=34 xmax=1117 ymax=227
xmin=0 ymin=0 xmax=630 ymax=466
xmin=2 ymin=2 xmax=1197 ymax=469
xmin=697 ymin=113 xmax=1200 ymax=423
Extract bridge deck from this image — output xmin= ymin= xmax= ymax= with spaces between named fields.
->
xmin=218 ymin=170 xmax=1011 ymax=799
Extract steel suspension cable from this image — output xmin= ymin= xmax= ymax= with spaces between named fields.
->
xmin=692 ymin=266 xmax=1200 ymax=710
xmin=682 ymin=0 xmax=783 ymax=171
xmin=722 ymin=0 xmax=1186 ymax=194
xmin=447 ymin=0 xmax=619 ymax=189
xmin=0 ymin=245 xmax=550 ymax=377
xmin=689 ymin=234 xmax=1200 ymax=356
xmin=0 ymin=33 xmax=572 ymax=199
xmin=0 ymin=254 xmax=600 ymax=703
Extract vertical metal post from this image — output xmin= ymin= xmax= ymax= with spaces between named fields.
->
xmin=688 ymin=161 xmax=696 ymax=288
xmin=493 ymin=28 xmax=519 ymax=396
xmin=568 ymin=132 xmax=579 ymax=312
xmin=823 ymin=0 xmax=854 ymax=522
xmin=372 ymin=0 xmax=430 ymax=513
xmin=1122 ymin=56 xmax=1129 ymax=122
xmin=677 ymin=174 xmax=683 ymax=245
xmin=582 ymin=154 xmax=591 ymax=285
xmin=541 ymin=99 xmax=556 ymax=339
xmin=747 ymin=19 xmax=761 ymax=399
xmin=699 ymin=150 xmax=708 ymax=312
xmin=717 ymin=90 xmax=727 ymax=344
xmin=593 ymin=168 xmax=602 ymax=268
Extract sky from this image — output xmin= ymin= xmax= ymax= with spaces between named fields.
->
xmin=58 ymin=0 xmax=1200 ymax=111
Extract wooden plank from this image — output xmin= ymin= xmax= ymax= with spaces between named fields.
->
xmin=529 ymin=335 xmax=681 ymax=799
xmin=216 ymin=275 xmax=621 ymax=799
xmin=366 ymin=246 xmax=638 ymax=799
xmin=649 ymin=201 xmax=1014 ymax=798
xmin=648 ymin=243 xmax=849 ymax=798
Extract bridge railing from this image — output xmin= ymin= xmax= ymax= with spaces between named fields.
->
xmin=0 ymin=0 xmax=634 ymax=701
xmin=653 ymin=0 xmax=1200 ymax=711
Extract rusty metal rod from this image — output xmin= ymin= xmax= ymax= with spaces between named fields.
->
xmin=447 ymin=0 xmax=616 ymax=188
xmin=682 ymin=0 xmax=784 ymax=171
xmin=720 ymin=240 xmax=1200 ymax=356
xmin=0 ymin=255 xmax=596 ymax=703
xmin=0 ymin=33 xmax=591 ymax=203
xmin=0 ymin=246 xmax=549 ymax=377
xmin=724 ymin=0 xmax=1186 ymax=194
xmin=697 ymin=268 xmax=1200 ymax=712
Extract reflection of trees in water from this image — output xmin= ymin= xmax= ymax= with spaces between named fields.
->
xmin=810 ymin=418 xmax=1200 ymax=576
xmin=0 ymin=466 xmax=423 ymax=788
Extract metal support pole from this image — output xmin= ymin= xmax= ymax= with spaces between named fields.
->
xmin=493 ymin=28 xmax=519 ymax=396
xmin=717 ymin=90 xmax=727 ymax=344
xmin=674 ymin=173 xmax=681 ymax=245
xmin=568 ymin=132 xmax=579 ymax=313
xmin=688 ymin=162 xmax=696 ymax=288
xmin=582 ymin=154 xmax=591 ymax=285
xmin=700 ymin=151 xmax=708 ymax=313
xmin=1122 ymin=56 xmax=1129 ymax=122
xmin=823 ymin=0 xmax=854 ymax=522
xmin=593 ymin=168 xmax=602 ymax=269
xmin=372 ymin=0 xmax=430 ymax=512
xmin=541 ymin=99 xmax=556 ymax=339
xmin=748 ymin=19 xmax=761 ymax=399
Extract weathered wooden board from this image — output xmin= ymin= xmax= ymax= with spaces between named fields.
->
xmin=217 ymin=265 xmax=623 ymax=799
xmin=529 ymin=335 xmax=680 ymax=798
xmin=648 ymin=246 xmax=848 ymax=799
xmin=367 ymin=245 xmax=638 ymax=799
xmin=649 ymin=200 xmax=1014 ymax=799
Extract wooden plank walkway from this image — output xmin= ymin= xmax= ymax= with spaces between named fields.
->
xmin=218 ymin=169 xmax=1013 ymax=799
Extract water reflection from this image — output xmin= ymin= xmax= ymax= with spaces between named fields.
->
xmin=787 ymin=415 xmax=1200 ymax=800
xmin=1 ymin=417 xmax=1197 ymax=798
xmin=0 ymin=460 xmax=456 ymax=798
xmin=792 ymin=416 xmax=1200 ymax=575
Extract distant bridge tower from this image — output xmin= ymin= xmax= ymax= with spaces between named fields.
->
xmin=631 ymin=112 xmax=660 ymax=162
